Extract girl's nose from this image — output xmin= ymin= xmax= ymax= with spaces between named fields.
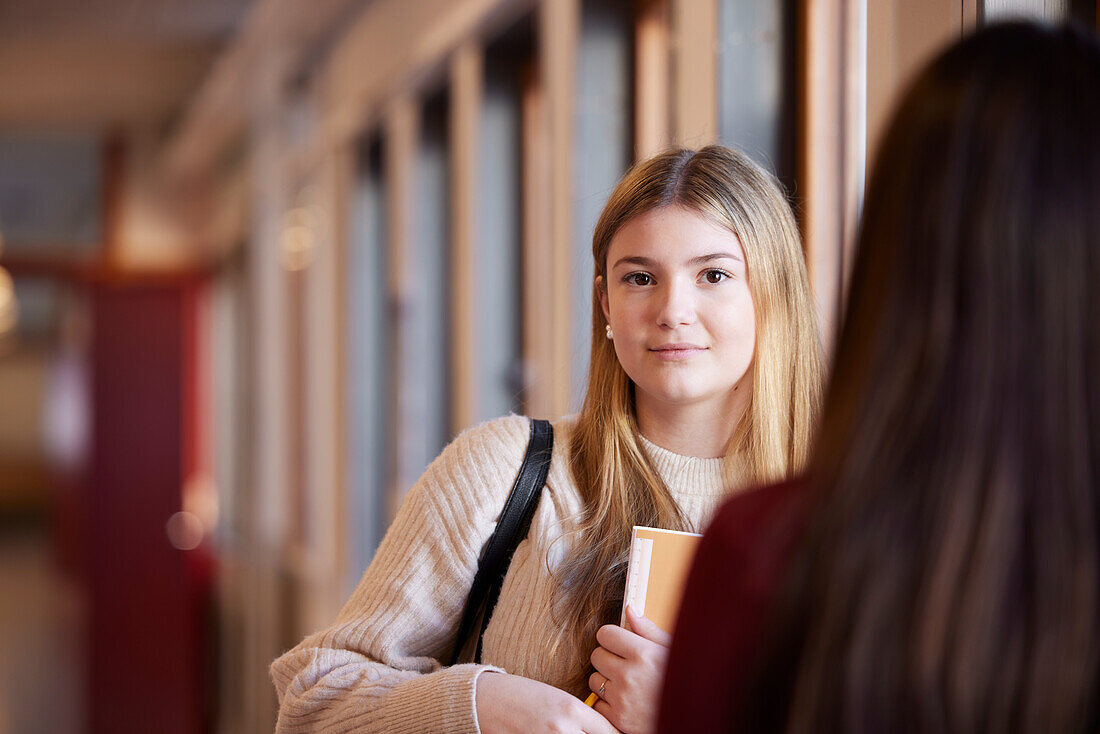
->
xmin=655 ymin=280 xmax=696 ymax=328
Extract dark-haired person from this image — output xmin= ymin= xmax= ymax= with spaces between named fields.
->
xmin=659 ymin=20 xmax=1100 ymax=734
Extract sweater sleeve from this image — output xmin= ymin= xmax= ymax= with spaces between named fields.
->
xmin=270 ymin=415 xmax=533 ymax=734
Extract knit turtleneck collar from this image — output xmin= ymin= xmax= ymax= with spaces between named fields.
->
xmin=637 ymin=433 xmax=732 ymax=498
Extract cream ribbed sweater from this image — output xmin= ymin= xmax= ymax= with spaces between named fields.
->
xmin=270 ymin=414 xmax=734 ymax=733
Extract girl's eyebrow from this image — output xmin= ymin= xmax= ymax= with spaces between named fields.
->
xmin=611 ymin=252 xmax=742 ymax=269
xmin=688 ymin=252 xmax=742 ymax=265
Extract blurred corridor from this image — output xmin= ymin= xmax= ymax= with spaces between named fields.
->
xmin=0 ymin=0 xmax=1094 ymax=732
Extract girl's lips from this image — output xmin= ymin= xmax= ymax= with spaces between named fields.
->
xmin=649 ymin=344 xmax=707 ymax=361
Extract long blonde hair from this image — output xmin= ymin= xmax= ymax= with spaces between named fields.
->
xmin=553 ymin=145 xmax=822 ymax=688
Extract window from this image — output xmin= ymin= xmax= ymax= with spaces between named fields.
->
xmin=717 ymin=0 xmax=797 ymax=188
xmin=405 ymin=92 xmax=452 ymax=474
xmin=345 ymin=137 xmax=389 ymax=584
xmin=477 ymin=28 xmax=531 ymax=422
xmin=571 ymin=0 xmax=634 ymax=408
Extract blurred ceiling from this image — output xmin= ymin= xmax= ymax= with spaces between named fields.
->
xmin=0 ymin=0 xmax=255 ymax=129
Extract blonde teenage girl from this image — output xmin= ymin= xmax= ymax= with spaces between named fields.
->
xmin=271 ymin=145 xmax=822 ymax=734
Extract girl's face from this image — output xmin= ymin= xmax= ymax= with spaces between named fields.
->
xmin=599 ymin=205 xmax=756 ymax=419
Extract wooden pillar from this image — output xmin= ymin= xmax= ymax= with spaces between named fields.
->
xmin=963 ymin=0 xmax=982 ymax=27
xmin=635 ymin=0 xmax=671 ymax=159
xmin=245 ymin=99 xmax=290 ymax=733
xmin=520 ymin=60 xmax=554 ymax=419
xmin=328 ymin=142 xmax=354 ymax=610
xmin=295 ymin=141 xmax=349 ymax=630
xmin=799 ymin=0 xmax=866 ymax=352
xmin=540 ymin=0 xmax=580 ymax=418
xmin=867 ymin=0 xmax=962 ymax=163
xmin=671 ymin=0 xmax=718 ymax=146
xmin=384 ymin=96 xmax=418 ymax=517
xmin=450 ymin=42 xmax=483 ymax=433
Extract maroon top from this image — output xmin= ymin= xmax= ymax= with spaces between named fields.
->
xmin=657 ymin=479 xmax=813 ymax=733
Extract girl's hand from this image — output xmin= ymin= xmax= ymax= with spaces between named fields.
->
xmin=587 ymin=606 xmax=671 ymax=734
xmin=476 ymin=671 xmax=620 ymax=734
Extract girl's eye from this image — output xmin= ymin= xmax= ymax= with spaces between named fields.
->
xmin=703 ymin=269 xmax=730 ymax=284
xmin=625 ymin=273 xmax=653 ymax=286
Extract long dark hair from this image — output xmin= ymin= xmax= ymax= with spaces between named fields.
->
xmin=751 ymin=21 xmax=1100 ymax=733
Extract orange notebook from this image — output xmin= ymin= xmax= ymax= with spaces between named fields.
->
xmin=621 ymin=526 xmax=703 ymax=635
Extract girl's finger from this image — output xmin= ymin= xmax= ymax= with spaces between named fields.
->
xmin=592 ymin=697 xmax=617 ymax=728
xmin=595 ymin=623 xmax=639 ymax=657
xmin=624 ymin=604 xmax=672 ymax=647
xmin=590 ymin=645 xmax=625 ymax=679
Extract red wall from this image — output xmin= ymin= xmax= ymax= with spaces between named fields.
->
xmin=88 ymin=280 xmax=211 ymax=734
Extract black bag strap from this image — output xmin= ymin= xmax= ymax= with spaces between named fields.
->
xmin=448 ymin=418 xmax=554 ymax=665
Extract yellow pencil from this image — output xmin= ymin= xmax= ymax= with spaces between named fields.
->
xmin=584 ymin=692 xmax=598 ymax=707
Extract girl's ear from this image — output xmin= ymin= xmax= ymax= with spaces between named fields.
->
xmin=596 ymin=276 xmax=611 ymax=324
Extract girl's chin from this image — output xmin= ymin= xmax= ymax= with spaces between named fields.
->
xmin=636 ymin=385 xmax=719 ymax=408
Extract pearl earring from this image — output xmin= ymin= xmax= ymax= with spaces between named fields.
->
xmin=605 ymin=324 xmax=613 ymax=340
